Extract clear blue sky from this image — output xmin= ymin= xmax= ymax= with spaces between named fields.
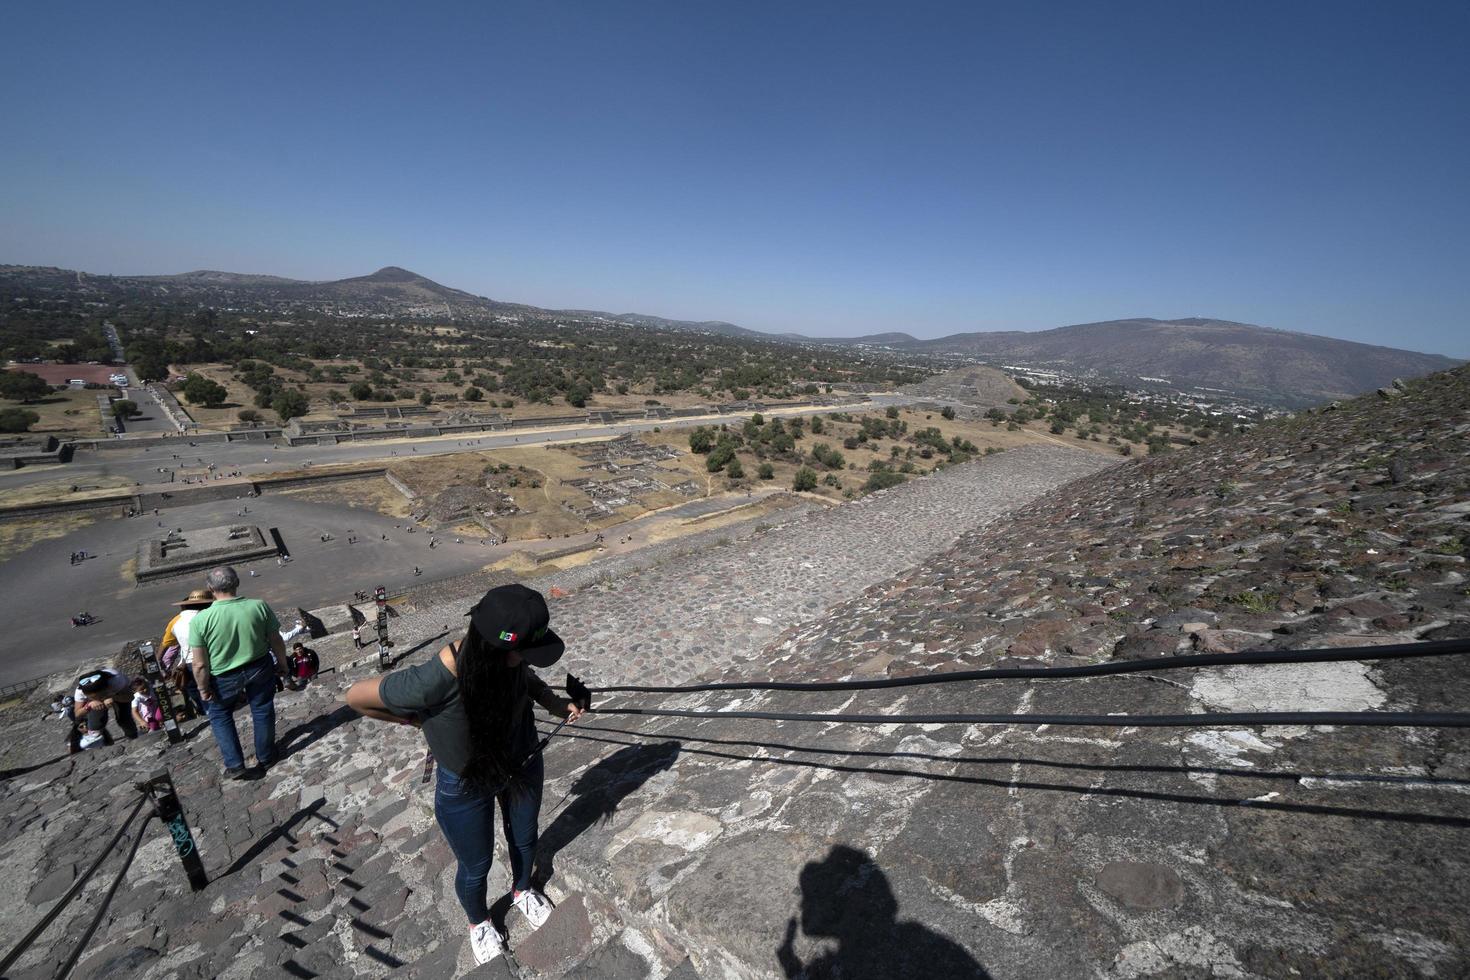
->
xmin=2 ymin=1 xmax=1466 ymax=355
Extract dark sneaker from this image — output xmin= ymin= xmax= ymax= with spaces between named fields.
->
xmin=224 ymin=766 xmax=249 ymax=780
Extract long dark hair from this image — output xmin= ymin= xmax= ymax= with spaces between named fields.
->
xmin=457 ymin=623 xmax=527 ymax=792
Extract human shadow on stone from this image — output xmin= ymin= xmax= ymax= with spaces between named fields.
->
xmin=777 ymin=845 xmax=988 ymax=980
xmin=548 ymin=726 xmax=1470 ymax=828
xmin=387 ymin=629 xmax=448 ymax=669
xmin=277 ymin=704 xmax=359 ymax=761
xmin=530 ymin=740 xmax=680 ymax=891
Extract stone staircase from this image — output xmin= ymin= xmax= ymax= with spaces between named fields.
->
xmin=4 ymin=445 xmax=1117 ymax=979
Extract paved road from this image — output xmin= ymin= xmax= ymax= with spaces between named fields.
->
xmin=114 ymin=385 xmax=177 ymax=435
xmin=0 ymin=488 xmax=792 ymax=686
xmin=0 ymin=494 xmax=502 ymax=685
xmin=0 ymin=396 xmax=916 ymax=495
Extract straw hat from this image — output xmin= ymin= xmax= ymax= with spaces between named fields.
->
xmin=173 ymin=588 xmax=214 ymax=607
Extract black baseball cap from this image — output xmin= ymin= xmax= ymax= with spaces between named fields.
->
xmin=466 ymin=584 xmax=565 ymax=668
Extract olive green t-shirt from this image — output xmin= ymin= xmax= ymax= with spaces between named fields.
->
xmin=379 ymin=653 xmax=553 ymax=777
xmin=187 ymin=596 xmax=280 ymax=674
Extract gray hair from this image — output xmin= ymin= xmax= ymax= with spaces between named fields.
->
xmin=205 ymin=566 xmax=240 ymax=594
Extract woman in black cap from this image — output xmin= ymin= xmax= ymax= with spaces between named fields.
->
xmin=345 ymin=584 xmax=583 ymax=966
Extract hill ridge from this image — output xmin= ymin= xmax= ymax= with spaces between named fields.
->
xmin=2 ymin=263 xmax=1459 ymax=406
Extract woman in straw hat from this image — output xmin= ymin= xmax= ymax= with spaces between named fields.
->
xmin=160 ymin=588 xmax=213 ymax=715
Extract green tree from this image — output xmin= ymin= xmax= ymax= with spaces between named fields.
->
xmin=111 ymin=399 xmax=140 ymax=420
xmin=566 ymin=383 xmax=591 ymax=408
xmin=463 ymin=386 xmax=484 ymax=402
xmin=272 ymin=388 xmax=309 ymax=422
xmin=792 ymin=466 xmax=818 ymax=492
xmin=349 ymin=381 xmax=374 ymax=401
xmin=0 ymin=371 xmax=51 ymax=403
xmin=182 ymin=373 xmax=228 ymax=407
xmin=726 ymin=458 xmax=745 ymax=479
xmin=757 ymin=462 xmax=774 ymax=480
xmin=0 ymin=407 xmax=40 ymax=432
xmin=688 ymin=427 xmax=714 ymax=454
xmin=706 ymin=443 xmax=736 ymax=472
xmin=237 ymin=409 xmax=261 ymax=423
xmin=941 ymin=405 xmax=957 ymax=420
xmin=809 ymin=416 xmax=824 ymax=434
xmin=885 ymin=405 xmax=899 ymax=419
xmin=419 ymin=390 xmax=434 ymax=407
xmin=133 ymin=353 xmax=170 ymax=382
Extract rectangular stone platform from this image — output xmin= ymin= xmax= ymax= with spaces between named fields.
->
xmin=134 ymin=523 xmax=279 ymax=582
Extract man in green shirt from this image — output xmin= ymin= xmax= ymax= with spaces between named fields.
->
xmin=189 ymin=566 xmax=289 ymax=778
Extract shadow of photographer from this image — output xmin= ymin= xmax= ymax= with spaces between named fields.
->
xmin=778 ymin=845 xmax=989 ymax=979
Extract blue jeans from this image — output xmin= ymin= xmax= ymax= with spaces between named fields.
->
xmin=204 ymin=659 xmax=278 ymax=770
xmin=434 ymin=757 xmax=544 ymax=923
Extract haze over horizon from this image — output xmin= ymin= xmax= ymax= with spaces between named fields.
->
xmin=2 ymin=1 xmax=1467 ymax=357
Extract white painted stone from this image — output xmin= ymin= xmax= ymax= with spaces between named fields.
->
xmin=1190 ymin=662 xmax=1386 ymax=712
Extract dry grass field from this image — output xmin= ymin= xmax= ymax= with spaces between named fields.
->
xmin=275 ymin=477 xmax=415 ymax=519
xmin=1 ymin=388 xmax=107 ymax=438
xmin=0 ymin=511 xmax=102 ymax=562
xmin=0 ymin=474 xmax=135 ymax=508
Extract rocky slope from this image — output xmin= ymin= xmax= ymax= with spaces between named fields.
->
xmin=1 ymin=368 xmax=1466 ymax=979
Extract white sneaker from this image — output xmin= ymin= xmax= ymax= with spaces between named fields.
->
xmin=469 ymin=921 xmax=505 ymax=964
xmin=513 ymin=888 xmax=553 ymax=929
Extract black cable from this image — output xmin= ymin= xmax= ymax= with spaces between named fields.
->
xmin=575 ymin=637 xmax=1470 ymax=695
xmin=56 ymin=809 xmax=154 ymax=980
xmin=592 ymin=706 xmax=1470 ymax=728
xmin=0 ymin=792 xmax=148 ymax=976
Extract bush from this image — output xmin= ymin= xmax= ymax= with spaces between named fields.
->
xmin=463 ymin=386 xmax=484 ymax=402
xmin=726 ymin=458 xmax=745 ymax=479
xmin=111 ymin=399 xmax=140 ymax=420
xmin=757 ymin=462 xmax=774 ymax=480
xmin=237 ymin=409 xmax=261 ymax=423
xmin=419 ymin=391 xmax=434 ymax=407
xmin=941 ymin=406 xmax=956 ymax=420
xmin=349 ymin=381 xmax=374 ymax=401
xmin=886 ymin=405 xmax=899 ymax=419
xmin=863 ymin=470 xmax=906 ymax=493
xmin=0 ymin=407 xmax=40 ymax=432
xmin=689 ymin=427 xmax=715 ymax=454
xmin=792 ymin=466 xmax=818 ymax=492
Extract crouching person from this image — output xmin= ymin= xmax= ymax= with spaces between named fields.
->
xmin=68 ymin=667 xmax=139 ymax=753
xmin=345 ymin=585 xmax=583 ymax=965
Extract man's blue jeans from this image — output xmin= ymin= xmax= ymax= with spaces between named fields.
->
xmin=204 ymin=659 xmax=278 ymax=770
xmin=434 ymin=757 xmax=544 ymax=924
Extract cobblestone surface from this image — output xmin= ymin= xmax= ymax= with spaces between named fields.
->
xmin=3 ymin=366 xmax=1468 ymax=980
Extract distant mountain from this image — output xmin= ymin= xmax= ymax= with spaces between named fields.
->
xmin=1 ymin=264 xmax=1457 ymax=406
xmin=906 ymin=317 xmax=1462 ymax=407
